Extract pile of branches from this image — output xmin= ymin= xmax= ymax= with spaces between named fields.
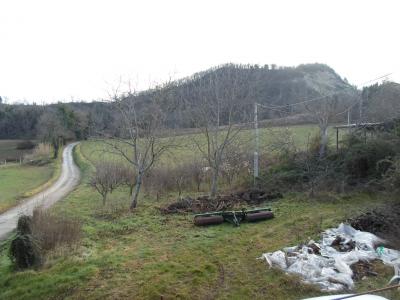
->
xmin=348 ymin=202 xmax=400 ymax=248
xmin=161 ymin=188 xmax=282 ymax=214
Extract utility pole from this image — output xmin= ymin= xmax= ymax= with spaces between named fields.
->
xmin=360 ymin=89 xmax=367 ymax=124
xmin=254 ymin=103 xmax=259 ymax=185
xmin=347 ymin=108 xmax=351 ymax=126
xmin=347 ymin=108 xmax=351 ymax=134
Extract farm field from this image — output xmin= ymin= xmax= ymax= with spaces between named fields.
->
xmin=0 ymin=132 xmax=398 ymax=300
xmin=0 ymin=164 xmax=54 ymax=213
xmin=0 ymin=140 xmax=55 ymax=213
xmin=80 ymin=124 xmax=325 ymax=166
xmin=0 ymin=140 xmax=36 ymax=162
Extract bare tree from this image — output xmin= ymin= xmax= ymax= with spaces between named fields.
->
xmin=183 ymin=66 xmax=251 ymax=198
xmin=100 ymin=84 xmax=175 ymax=209
xmin=220 ymin=145 xmax=251 ymax=187
xmin=89 ymin=161 xmax=124 ymax=205
xmin=37 ymin=111 xmax=68 ymax=158
xmin=305 ymin=92 xmax=357 ymax=158
xmin=188 ymin=158 xmax=205 ymax=192
xmin=120 ymin=165 xmax=136 ymax=196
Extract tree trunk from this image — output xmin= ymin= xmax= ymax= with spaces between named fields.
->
xmin=129 ymin=184 xmax=134 ymax=196
xmin=319 ymin=125 xmax=329 ymax=158
xmin=53 ymin=141 xmax=59 ymax=159
xmin=130 ymin=173 xmax=143 ymax=210
xmin=210 ymin=167 xmax=218 ymax=199
xmin=102 ymin=193 xmax=107 ymax=206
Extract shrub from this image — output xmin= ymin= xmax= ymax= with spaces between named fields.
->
xmin=23 ymin=143 xmax=53 ymax=164
xmin=143 ymin=159 xmax=207 ymax=199
xmin=143 ymin=166 xmax=176 ymax=199
xmin=308 ymin=133 xmax=323 ymax=157
xmin=119 ymin=165 xmax=136 ymax=196
xmin=31 ymin=208 xmax=81 ymax=252
xmin=9 ymin=215 xmax=42 ymax=270
xmin=221 ymin=149 xmax=251 ymax=187
xmin=186 ymin=159 xmax=205 ymax=192
xmin=343 ymin=138 xmax=398 ymax=180
xmin=381 ymin=156 xmax=400 ymax=191
xmin=89 ymin=161 xmax=126 ymax=205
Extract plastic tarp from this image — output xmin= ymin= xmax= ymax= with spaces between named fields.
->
xmin=261 ymin=223 xmax=400 ymax=292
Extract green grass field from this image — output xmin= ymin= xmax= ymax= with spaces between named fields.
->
xmin=81 ymin=124 xmax=323 ymax=167
xmin=0 ymin=131 xmax=399 ymax=299
xmin=0 ymin=164 xmax=54 ymax=213
xmin=0 ymin=140 xmax=56 ymax=213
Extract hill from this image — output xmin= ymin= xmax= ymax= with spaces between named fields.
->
xmin=0 ymin=63 xmax=363 ymax=139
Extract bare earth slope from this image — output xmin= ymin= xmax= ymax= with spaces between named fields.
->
xmin=0 ymin=143 xmax=80 ymax=240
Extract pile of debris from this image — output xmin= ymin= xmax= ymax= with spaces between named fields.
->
xmin=161 ymin=188 xmax=282 ymax=214
xmin=350 ymin=260 xmax=379 ymax=281
xmin=261 ymin=223 xmax=400 ymax=292
xmin=349 ymin=203 xmax=400 ymax=248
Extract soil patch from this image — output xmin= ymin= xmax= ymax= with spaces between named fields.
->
xmin=351 ymin=260 xmax=380 ymax=281
xmin=161 ymin=188 xmax=282 ymax=214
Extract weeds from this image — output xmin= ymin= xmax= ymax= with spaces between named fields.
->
xmin=31 ymin=208 xmax=81 ymax=253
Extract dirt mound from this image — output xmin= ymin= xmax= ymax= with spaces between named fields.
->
xmin=351 ymin=260 xmax=379 ymax=281
xmin=161 ymin=188 xmax=282 ymax=214
xmin=349 ymin=202 xmax=400 ymax=248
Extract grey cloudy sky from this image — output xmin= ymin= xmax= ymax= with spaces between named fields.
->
xmin=0 ymin=0 xmax=399 ymax=103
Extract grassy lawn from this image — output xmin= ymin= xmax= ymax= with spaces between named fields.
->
xmin=0 ymin=142 xmax=398 ymax=300
xmin=0 ymin=164 xmax=54 ymax=213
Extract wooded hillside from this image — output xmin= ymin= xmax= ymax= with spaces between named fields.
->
xmin=0 ymin=63 xmax=397 ymax=140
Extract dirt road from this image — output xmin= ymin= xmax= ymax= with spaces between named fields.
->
xmin=0 ymin=143 xmax=80 ymax=240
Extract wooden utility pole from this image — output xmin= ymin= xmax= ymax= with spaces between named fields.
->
xmin=254 ymin=103 xmax=259 ymax=185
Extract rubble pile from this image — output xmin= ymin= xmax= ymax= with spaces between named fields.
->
xmin=161 ymin=188 xmax=282 ymax=214
xmin=349 ymin=203 xmax=400 ymax=248
xmin=261 ymin=224 xmax=400 ymax=292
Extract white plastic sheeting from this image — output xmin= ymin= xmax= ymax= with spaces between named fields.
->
xmin=261 ymin=223 xmax=400 ymax=292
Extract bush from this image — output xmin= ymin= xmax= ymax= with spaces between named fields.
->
xmin=308 ymin=133 xmax=322 ymax=156
xmin=221 ymin=149 xmax=251 ymax=187
xmin=381 ymin=156 xmax=400 ymax=191
xmin=16 ymin=140 xmax=35 ymax=150
xmin=260 ymin=130 xmax=400 ymax=196
xmin=143 ymin=166 xmax=178 ymax=199
xmin=89 ymin=161 xmax=126 ymax=205
xmin=31 ymin=208 xmax=81 ymax=252
xmin=143 ymin=160 xmax=207 ymax=199
xmin=23 ymin=143 xmax=53 ymax=164
xmin=9 ymin=215 xmax=42 ymax=269
xmin=343 ymin=138 xmax=398 ymax=180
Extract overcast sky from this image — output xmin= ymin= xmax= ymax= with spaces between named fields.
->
xmin=0 ymin=0 xmax=399 ymax=103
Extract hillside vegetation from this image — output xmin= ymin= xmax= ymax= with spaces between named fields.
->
xmin=0 ymin=63 xmax=355 ymax=140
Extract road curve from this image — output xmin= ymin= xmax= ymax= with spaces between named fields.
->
xmin=0 ymin=142 xmax=80 ymax=240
